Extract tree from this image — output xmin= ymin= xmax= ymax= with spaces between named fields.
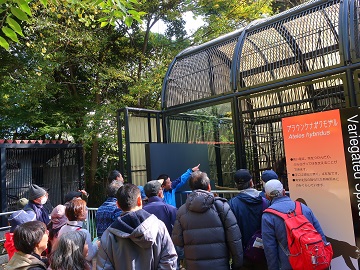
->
xmin=0 ymin=0 xmax=279 ymax=205
xmin=272 ymin=0 xmax=308 ymax=13
xmin=0 ymin=0 xmax=144 ymax=50
xmin=0 ymin=0 xmax=189 ymax=205
xmin=189 ymin=0 xmax=273 ymax=44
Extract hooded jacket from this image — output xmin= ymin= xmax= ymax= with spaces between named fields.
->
xmin=23 ymin=202 xmax=50 ymax=225
xmin=229 ymin=188 xmax=267 ymax=248
xmin=5 ymin=251 xmax=47 ymax=270
xmin=172 ymin=190 xmax=243 ymax=270
xmin=96 ymin=209 xmax=177 ymax=270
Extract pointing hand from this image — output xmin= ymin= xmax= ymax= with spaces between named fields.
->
xmin=192 ymin=164 xmax=200 ymax=172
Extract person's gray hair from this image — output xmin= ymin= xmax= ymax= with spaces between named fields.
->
xmin=107 ymin=180 xmax=123 ymax=197
xmin=50 ymin=230 xmax=87 ymax=270
xmin=268 ymin=189 xmax=283 ymax=198
xmin=189 ymin=171 xmax=210 ymax=191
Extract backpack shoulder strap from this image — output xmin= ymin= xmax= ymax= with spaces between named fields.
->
xmin=263 ymin=200 xmax=302 ymax=219
xmin=23 ymin=204 xmax=35 ymax=213
xmin=294 ymin=201 xmax=303 ymax=216
xmin=264 ymin=202 xmax=299 ymax=220
xmin=264 ymin=207 xmax=289 ymax=220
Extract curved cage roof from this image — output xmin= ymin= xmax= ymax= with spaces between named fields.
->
xmin=162 ymin=0 xmax=360 ymax=109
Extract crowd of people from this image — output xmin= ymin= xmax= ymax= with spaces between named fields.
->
xmin=3 ymin=165 xmax=330 ymax=270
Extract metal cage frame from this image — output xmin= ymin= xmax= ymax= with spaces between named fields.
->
xmin=0 ymin=142 xmax=84 ymax=218
xmin=119 ymin=0 xmax=360 ymax=188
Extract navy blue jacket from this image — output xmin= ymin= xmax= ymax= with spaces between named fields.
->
xmin=229 ymin=189 xmax=266 ymax=248
xmin=143 ymin=196 xmax=177 ymax=235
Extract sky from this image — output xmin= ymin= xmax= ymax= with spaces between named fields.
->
xmin=152 ymin=12 xmax=205 ymax=35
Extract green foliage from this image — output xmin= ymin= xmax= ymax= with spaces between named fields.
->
xmin=0 ymin=0 xmax=295 ymax=205
xmin=0 ymin=0 xmax=185 ymax=204
xmin=272 ymin=0 xmax=307 ymax=13
xmin=6 ymin=16 xmax=24 ymax=36
xmin=190 ymin=0 xmax=273 ymax=43
xmin=0 ymin=0 xmax=144 ymax=50
xmin=0 ymin=36 xmax=8 ymax=49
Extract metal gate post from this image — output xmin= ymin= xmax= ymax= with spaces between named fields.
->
xmin=1 ymin=147 xmax=6 ymax=226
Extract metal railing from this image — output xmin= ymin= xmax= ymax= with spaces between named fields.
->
xmin=179 ymin=190 xmax=239 ymax=205
xmin=86 ymin=207 xmax=98 ymax=240
xmin=1 ymin=190 xmax=242 ymax=245
xmin=0 ymin=211 xmax=14 ymax=244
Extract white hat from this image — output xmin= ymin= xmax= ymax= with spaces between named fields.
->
xmin=157 ymin=179 xmax=164 ymax=185
xmin=264 ymin=179 xmax=284 ymax=197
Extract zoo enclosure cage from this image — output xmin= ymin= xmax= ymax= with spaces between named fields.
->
xmin=0 ymin=140 xmax=84 ymax=226
xmin=118 ymin=0 xmax=360 ymax=189
xmin=117 ymin=106 xmax=235 ymax=187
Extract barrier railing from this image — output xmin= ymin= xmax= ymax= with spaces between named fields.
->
xmin=87 ymin=190 xmax=240 ymax=240
xmin=0 ymin=211 xmax=15 ymax=244
xmin=87 ymin=207 xmax=98 ymax=240
xmin=178 ymin=190 xmax=239 ymax=205
xmin=1 ymin=190 xmax=242 ymax=244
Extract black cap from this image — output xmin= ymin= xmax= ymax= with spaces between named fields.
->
xmin=234 ymin=169 xmax=252 ymax=184
xmin=64 ymin=191 xmax=82 ymax=203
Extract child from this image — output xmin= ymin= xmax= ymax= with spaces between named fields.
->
xmin=47 ymin=204 xmax=68 ymax=254
xmin=4 ymin=210 xmax=36 ymax=259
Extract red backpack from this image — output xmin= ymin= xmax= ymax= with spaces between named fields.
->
xmin=264 ymin=201 xmax=333 ymax=270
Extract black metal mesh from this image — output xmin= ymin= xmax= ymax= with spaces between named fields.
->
xmin=122 ymin=1 xmax=360 ymax=193
xmin=239 ymin=1 xmax=340 ymax=89
xmin=167 ymin=103 xmax=236 ymax=186
xmin=355 ymin=70 xmax=360 ymax=108
xmin=4 ymin=147 xmax=82 ymax=211
xmin=354 ymin=0 xmax=360 ymax=59
xmin=165 ymin=38 xmax=237 ymax=107
xmin=239 ymin=74 xmax=346 ymax=188
xmin=163 ymin=0 xmax=349 ymax=108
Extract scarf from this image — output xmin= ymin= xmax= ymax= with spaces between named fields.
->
xmin=28 ymin=201 xmax=50 ymax=224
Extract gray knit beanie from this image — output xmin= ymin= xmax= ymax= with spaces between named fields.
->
xmin=28 ymin=184 xmax=46 ymax=201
